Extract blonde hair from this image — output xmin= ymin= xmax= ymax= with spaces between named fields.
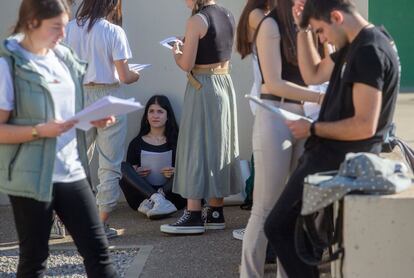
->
xmin=192 ymin=0 xmax=213 ymax=15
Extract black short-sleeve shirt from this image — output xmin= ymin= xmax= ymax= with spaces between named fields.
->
xmin=307 ymin=26 xmax=400 ymax=154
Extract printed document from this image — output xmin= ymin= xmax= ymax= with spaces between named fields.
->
xmin=129 ymin=63 xmax=152 ymax=72
xmin=245 ymin=95 xmax=311 ymax=121
xmin=160 ymin=36 xmax=183 ymax=49
xmin=141 ymin=150 xmax=173 ymax=186
xmin=70 ymin=96 xmax=143 ymax=131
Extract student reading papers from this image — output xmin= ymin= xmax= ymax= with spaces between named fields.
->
xmin=120 ymin=95 xmax=186 ymax=220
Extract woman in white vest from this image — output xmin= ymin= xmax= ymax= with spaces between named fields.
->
xmin=0 ymin=0 xmax=118 ymax=276
xmin=65 ymin=0 xmax=140 ymax=239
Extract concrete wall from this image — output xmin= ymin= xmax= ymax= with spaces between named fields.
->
xmin=332 ymin=187 xmax=414 ymax=278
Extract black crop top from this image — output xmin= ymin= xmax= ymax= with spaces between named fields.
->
xmin=256 ymin=9 xmax=305 ymax=86
xmin=195 ymin=4 xmax=235 ymax=65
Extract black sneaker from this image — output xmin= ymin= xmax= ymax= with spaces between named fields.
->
xmin=160 ymin=210 xmax=205 ymax=235
xmin=203 ymin=206 xmax=225 ymax=230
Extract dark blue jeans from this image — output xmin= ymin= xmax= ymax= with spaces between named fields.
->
xmin=264 ymin=145 xmax=345 ymax=278
xmin=9 ymin=179 xmax=118 ymax=278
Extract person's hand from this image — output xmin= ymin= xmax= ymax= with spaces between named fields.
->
xmin=292 ymin=0 xmax=306 ymax=27
xmin=90 ymin=116 xmax=116 ymax=128
xmin=35 ymin=119 xmax=78 ymax=138
xmin=286 ymin=118 xmax=312 ymax=139
xmin=134 ymin=166 xmax=151 ymax=177
xmin=172 ymin=41 xmax=183 ymax=56
xmin=161 ymin=167 xmax=175 ymax=179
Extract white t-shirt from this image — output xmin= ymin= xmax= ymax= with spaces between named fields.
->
xmin=65 ymin=18 xmax=132 ymax=84
xmin=0 ymin=39 xmax=86 ymax=183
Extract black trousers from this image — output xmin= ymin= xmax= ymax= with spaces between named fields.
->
xmin=119 ymin=162 xmax=186 ymax=211
xmin=9 ymin=179 xmax=117 ymax=278
xmin=264 ymin=145 xmax=346 ymax=278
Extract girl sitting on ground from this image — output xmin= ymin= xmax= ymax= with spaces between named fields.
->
xmin=120 ymin=95 xmax=186 ymax=219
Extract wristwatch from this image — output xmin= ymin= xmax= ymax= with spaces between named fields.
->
xmin=310 ymin=122 xmax=316 ymax=136
xmin=31 ymin=126 xmax=39 ymax=138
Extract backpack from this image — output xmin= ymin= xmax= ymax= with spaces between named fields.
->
xmin=295 ymin=202 xmax=345 ymax=275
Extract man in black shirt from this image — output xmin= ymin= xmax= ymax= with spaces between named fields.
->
xmin=264 ymin=0 xmax=400 ymax=277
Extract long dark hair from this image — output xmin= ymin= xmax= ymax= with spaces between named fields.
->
xmin=138 ymin=95 xmax=179 ymax=148
xmin=75 ymin=0 xmax=122 ymax=32
xmin=275 ymin=0 xmax=298 ymax=65
xmin=236 ymin=0 xmax=273 ymax=59
xmin=12 ymin=0 xmax=70 ymax=34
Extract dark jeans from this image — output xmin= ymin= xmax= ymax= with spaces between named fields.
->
xmin=9 ymin=179 xmax=117 ymax=278
xmin=264 ymin=145 xmax=346 ymax=278
xmin=119 ymin=162 xmax=186 ymax=210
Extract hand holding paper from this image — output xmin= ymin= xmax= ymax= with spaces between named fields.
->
xmin=160 ymin=36 xmax=183 ymax=50
xmin=285 ymin=118 xmax=313 ymax=139
xmin=128 ymin=63 xmax=152 ymax=72
xmin=245 ymin=95 xmax=310 ymax=121
xmin=70 ymin=96 xmax=143 ymax=131
xmin=90 ymin=116 xmax=116 ymax=129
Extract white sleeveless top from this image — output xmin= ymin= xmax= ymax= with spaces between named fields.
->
xmin=249 ymin=46 xmax=262 ymax=115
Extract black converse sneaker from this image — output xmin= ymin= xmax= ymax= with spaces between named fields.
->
xmin=160 ymin=210 xmax=205 ymax=235
xmin=203 ymin=206 xmax=225 ymax=230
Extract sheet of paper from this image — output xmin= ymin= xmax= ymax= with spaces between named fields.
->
xmin=245 ymin=95 xmax=312 ymax=122
xmin=159 ymin=36 xmax=183 ymax=49
xmin=141 ymin=150 xmax=173 ymax=186
xmin=70 ymin=96 xmax=143 ymax=131
xmin=128 ymin=63 xmax=152 ymax=72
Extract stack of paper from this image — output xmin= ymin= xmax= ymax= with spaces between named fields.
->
xmin=245 ymin=95 xmax=311 ymax=121
xmin=160 ymin=36 xmax=183 ymax=49
xmin=129 ymin=63 xmax=152 ymax=72
xmin=141 ymin=150 xmax=173 ymax=186
xmin=70 ymin=96 xmax=143 ymax=131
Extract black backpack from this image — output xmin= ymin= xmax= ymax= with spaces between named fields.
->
xmin=295 ymin=201 xmax=345 ymax=276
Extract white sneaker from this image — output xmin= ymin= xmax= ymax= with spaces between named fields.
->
xmin=138 ymin=198 xmax=154 ymax=215
xmin=232 ymin=228 xmax=245 ymax=241
xmin=146 ymin=193 xmax=177 ymax=220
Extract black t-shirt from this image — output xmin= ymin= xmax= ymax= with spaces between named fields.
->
xmin=306 ymin=26 xmax=400 ymax=155
xmin=126 ymin=136 xmax=176 ymax=167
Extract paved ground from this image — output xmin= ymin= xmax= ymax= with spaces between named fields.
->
xmin=0 ymin=93 xmax=413 ymax=277
xmin=0 ymin=204 xmax=256 ymax=278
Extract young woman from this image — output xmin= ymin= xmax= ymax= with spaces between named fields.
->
xmin=0 ymin=0 xmax=117 ymax=276
xmin=238 ymin=0 xmax=323 ymax=277
xmin=234 ymin=0 xmax=277 ymax=265
xmin=160 ymin=0 xmax=240 ymax=235
xmin=65 ymin=0 xmax=140 ymax=239
xmin=237 ymin=0 xmax=274 ymax=114
xmin=120 ymin=95 xmax=186 ymax=219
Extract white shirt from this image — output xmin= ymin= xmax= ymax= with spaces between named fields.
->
xmin=0 ymin=39 xmax=86 ymax=183
xmin=65 ymin=18 xmax=132 ymax=84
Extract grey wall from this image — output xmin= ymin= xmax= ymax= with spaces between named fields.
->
xmin=0 ymin=0 xmax=369 ymax=204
